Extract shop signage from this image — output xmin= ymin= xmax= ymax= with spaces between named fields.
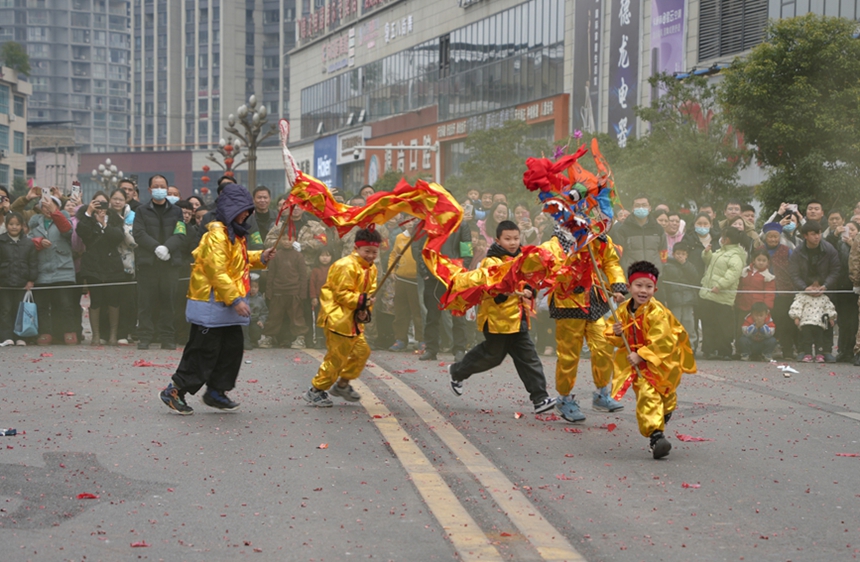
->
xmin=337 ymin=126 xmax=371 ymax=165
xmin=314 ymin=135 xmax=339 ymax=188
xmin=609 ymin=0 xmax=640 ymax=148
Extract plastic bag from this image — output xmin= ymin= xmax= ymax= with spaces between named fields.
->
xmin=14 ymin=290 xmax=38 ymax=338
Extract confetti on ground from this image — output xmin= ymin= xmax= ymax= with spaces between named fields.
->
xmin=40 ymin=352 xmax=53 ymax=357
xmin=247 ymin=379 xmax=258 ymax=383
xmin=835 ymin=453 xmax=860 ymax=457
xmin=563 ymin=428 xmax=582 ymax=434
xmin=130 ymin=541 xmax=151 ymax=547
xmin=676 ymin=433 xmax=714 ymax=442
xmin=317 ymin=443 xmax=328 ymax=449
xmin=514 ymin=412 xmax=524 ymax=419
xmin=76 ymin=493 xmax=99 ymax=499
xmin=681 ymin=482 xmax=701 ymax=489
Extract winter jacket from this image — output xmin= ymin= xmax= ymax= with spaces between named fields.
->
xmin=680 ymin=228 xmax=721 ymax=279
xmin=740 ymin=313 xmax=776 ymax=342
xmin=764 ymin=242 xmax=793 ymax=293
xmin=75 ymin=207 xmax=127 ymax=283
xmin=835 ymin=238 xmax=854 ymax=291
xmin=788 ymin=240 xmax=840 ymax=292
xmin=132 ymin=199 xmax=186 ymax=268
xmin=266 ymin=243 xmax=308 ymax=297
xmin=412 ymin=221 xmax=473 ymax=280
xmin=28 ymin=210 xmax=76 ymax=285
xmin=390 ymin=230 xmax=418 ymax=280
xmin=789 ymin=293 xmax=837 ymax=330
xmin=848 ymin=235 xmax=860 ymax=288
xmin=735 ymin=265 xmax=776 ymax=312
xmin=116 ymin=204 xmax=137 ymax=275
xmin=0 ymin=232 xmax=38 ymax=287
xmin=699 ymin=243 xmax=746 ymax=306
xmin=660 ymin=258 xmax=700 ymax=309
xmin=611 ymin=216 xmax=668 ymax=273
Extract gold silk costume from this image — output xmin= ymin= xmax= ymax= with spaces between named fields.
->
xmin=604 ymin=297 xmax=696 ymax=437
xmin=312 ymin=251 xmax=377 ymax=391
xmin=549 ymin=236 xmax=626 ymax=396
xmin=187 ymin=222 xmax=265 ymax=305
xmin=475 ymin=254 xmax=530 ymax=334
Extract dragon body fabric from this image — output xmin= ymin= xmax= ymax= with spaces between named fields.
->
xmin=276 ymin=119 xmax=618 ymax=316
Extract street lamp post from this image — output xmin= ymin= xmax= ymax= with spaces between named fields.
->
xmin=224 ymin=95 xmax=277 ymax=190
xmin=90 ymin=157 xmax=125 ymax=191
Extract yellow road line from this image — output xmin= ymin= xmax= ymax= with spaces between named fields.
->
xmin=304 ymin=350 xmax=502 ymax=561
xmin=362 ymin=362 xmax=585 ymax=562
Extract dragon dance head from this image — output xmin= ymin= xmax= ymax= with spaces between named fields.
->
xmin=522 ymin=138 xmax=617 ymax=250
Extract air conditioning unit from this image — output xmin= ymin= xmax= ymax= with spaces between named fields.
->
xmin=0 ymin=149 xmax=8 ymax=158
xmin=8 ymin=113 xmax=15 ymax=121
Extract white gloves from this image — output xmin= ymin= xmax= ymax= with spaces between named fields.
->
xmin=292 ymin=241 xmax=301 ymax=252
xmin=155 ymin=245 xmax=171 ymax=261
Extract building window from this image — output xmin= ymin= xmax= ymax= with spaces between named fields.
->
xmin=699 ymin=0 xmax=768 ymax=61
xmin=13 ymin=131 xmax=23 ymax=154
xmin=13 ymin=168 xmax=24 ymax=182
xmin=0 ymin=125 xmax=9 ymax=152
xmin=199 ymin=99 xmax=208 ymax=112
xmin=0 ymin=165 xmax=8 ymax=187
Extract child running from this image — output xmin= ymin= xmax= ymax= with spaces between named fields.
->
xmin=303 ymin=227 xmax=380 ymax=407
xmin=448 ymin=220 xmax=557 ymax=414
xmin=606 ymin=261 xmax=697 ymax=459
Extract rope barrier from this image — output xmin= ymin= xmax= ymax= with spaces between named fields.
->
xmin=660 ymin=280 xmax=858 ymax=295
xmin=0 ymin=278 xmax=192 ymax=291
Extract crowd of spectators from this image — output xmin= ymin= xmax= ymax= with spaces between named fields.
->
xmin=2 ymin=177 xmax=859 ymax=367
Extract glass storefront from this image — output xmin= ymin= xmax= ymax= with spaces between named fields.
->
xmin=300 ymin=0 xmax=565 ymax=138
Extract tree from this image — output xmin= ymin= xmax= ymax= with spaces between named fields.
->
xmin=0 ymin=42 xmax=30 ymax=76
xmin=607 ymin=74 xmax=748 ymax=210
xmin=11 ymin=176 xmax=27 ymax=201
xmin=444 ymin=120 xmax=553 ymax=203
xmin=719 ymin=14 xmax=860 ymax=214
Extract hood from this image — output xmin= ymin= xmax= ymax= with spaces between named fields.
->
xmin=486 ymin=242 xmax=521 ymax=259
xmin=215 ymin=184 xmax=255 ymax=241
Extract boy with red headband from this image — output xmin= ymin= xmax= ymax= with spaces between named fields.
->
xmin=303 ymin=227 xmax=381 ymax=407
xmin=605 ymin=261 xmax=697 ymax=459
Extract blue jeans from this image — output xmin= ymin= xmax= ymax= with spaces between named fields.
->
xmin=737 ymin=335 xmax=777 ymax=357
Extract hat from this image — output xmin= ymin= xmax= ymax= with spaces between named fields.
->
xmin=800 ymin=220 xmax=822 ymax=235
xmin=37 ymin=195 xmax=62 ymax=209
xmin=762 ymin=222 xmax=783 ymax=234
xmin=672 ymin=241 xmax=691 ymax=253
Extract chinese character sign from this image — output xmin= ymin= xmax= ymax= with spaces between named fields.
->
xmin=651 ymin=0 xmax=685 ymax=76
xmin=609 ymin=0 xmax=640 ymax=148
xmin=573 ymin=0 xmax=602 ymax=133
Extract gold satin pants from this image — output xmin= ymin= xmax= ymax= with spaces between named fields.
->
xmin=633 ymin=374 xmax=677 ymax=437
xmin=312 ymin=330 xmax=371 ymax=391
xmin=554 ymin=317 xmax=614 ymax=396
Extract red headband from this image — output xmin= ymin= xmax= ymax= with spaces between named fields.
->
xmin=629 ymin=271 xmax=658 ymax=285
xmin=355 ymin=240 xmax=380 ymax=248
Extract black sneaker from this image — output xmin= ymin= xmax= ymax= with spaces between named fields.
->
xmin=419 ymin=351 xmax=437 ymax=361
xmin=448 ymin=365 xmax=464 ymax=396
xmin=137 ymin=341 xmax=151 ymax=350
xmin=649 ymin=431 xmax=671 ymax=460
xmin=160 ymin=383 xmax=193 ymax=415
xmin=202 ymin=388 xmax=240 ymax=411
xmin=664 ymin=411 xmax=673 ymax=424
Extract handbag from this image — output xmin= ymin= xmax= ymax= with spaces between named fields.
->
xmin=14 ymin=290 xmax=38 ymax=338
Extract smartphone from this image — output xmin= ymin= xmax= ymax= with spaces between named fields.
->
xmin=71 ymin=180 xmax=82 ymax=200
xmin=786 ymin=203 xmax=798 ymax=213
xmin=96 ymin=201 xmax=109 ymax=210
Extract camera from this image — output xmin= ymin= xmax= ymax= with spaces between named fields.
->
xmin=96 ymin=201 xmax=109 ymax=210
xmin=353 ymin=148 xmax=361 ymax=160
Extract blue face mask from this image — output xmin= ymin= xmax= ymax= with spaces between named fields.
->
xmin=695 ymin=226 xmax=710 ymax=236
xmin=151 ymin=188 xmax=167 ymax=201
xmin=166 ymin=195 xmax=180 ymax=205
xmin=633 ymin=208 xmax=650 ymax=219
xmin=783 ymin=222 xmax=796 ymax=233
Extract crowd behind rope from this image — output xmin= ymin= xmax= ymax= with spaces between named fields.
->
xmin=2 ymin=177 xmax=860 ymax=365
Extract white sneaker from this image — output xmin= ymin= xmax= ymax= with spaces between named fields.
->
xmin=117 ymin=339 xmax=129 ymax=346
xmin=0 ymin=339 xmax=13 ymax=347
xmin=291 ymin=336 xmax=306 ymax=349
xmin=258 ymin=336 xmax=275 ymax=349
xmin=15 ymin=340 xmax=26 ymax=346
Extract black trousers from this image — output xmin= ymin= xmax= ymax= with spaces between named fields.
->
xmin=835 ymin=293 xmax=857 ymax=358
xmin=423 ymin=275 xmax=467 ymax=354
xmin=451 ymin=329 xmax=549 ymax=404
xmin=798 ymin=324 xmax=827 ymax=356
xmin=0 ymin=288 xmax=25 ymax=341
xmin=34 ymin=281 xmax=76 ymax=338
xmin=172 ymin=324 xmax=245 ymax=394
xmin=137 ymin=264 xmax=179 ymax=344
xmin=699 ymin=298 xmax=734 ymax=357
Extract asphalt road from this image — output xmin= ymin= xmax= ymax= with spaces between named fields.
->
xmin=1 ymin=344 xmax=859 ymax=561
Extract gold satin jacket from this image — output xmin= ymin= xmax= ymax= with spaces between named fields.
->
xmin=548 ymin=235 xmax=626 ymax=309
xmin=476 ymin=254 xmax=529 ymax=334
xmin=187 ymin=222 xmax=265 ymax=305
xmin=318 ymin=251 xmax=377 ymax=337
xmin=604 ymin=297 xmax=696 ymax=396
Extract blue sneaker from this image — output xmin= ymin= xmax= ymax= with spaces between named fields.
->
xmin=389 ymin=340 xmax=408 ymax=352
xmin=556 ymin=395 xmax=586 ymax=423
xmin=592 ymin=385 xmax=624 ymax=412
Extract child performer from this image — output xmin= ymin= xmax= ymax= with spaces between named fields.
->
xmin=448 ymin=220 xmax=557 ymax=414
xmin=303 ymin=227 xmax=380 ymax=407
xmin=160 ymin=184 xmax=276 ymax=415
xmin=606 ymin=261 xmax=696 ymax=459
xmin=550 ymin=225 xmax=627 ymax=423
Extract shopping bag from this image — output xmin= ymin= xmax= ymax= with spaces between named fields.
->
xmin=14 ymin=290 xmax=38 ymax=338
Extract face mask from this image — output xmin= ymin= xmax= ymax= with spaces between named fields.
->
xmin=783 ymin=222 xmax=796 ymax=233
xmin=166 ymin=195 xmax=180 ymax=205
xmin=633 ymin=208 xmax=649 ymax=218
xmin=151 ymin=188 xmax=167 ymax=201
xmin=695 ymin=226 xmax=710 ymax=236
